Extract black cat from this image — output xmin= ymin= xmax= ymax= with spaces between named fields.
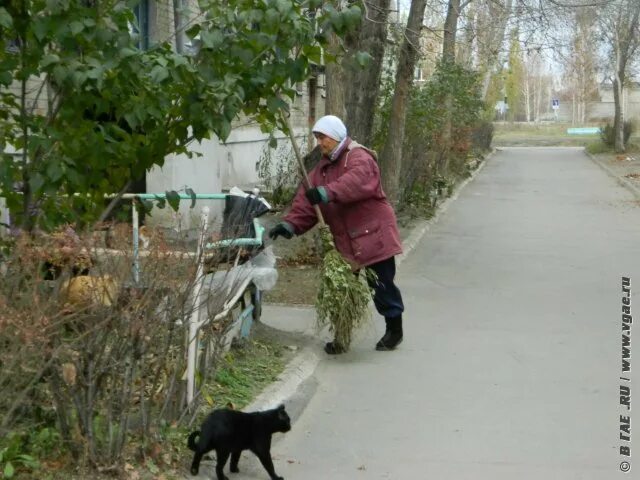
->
xmin=188 ymin=404 xmax=291 ymax=480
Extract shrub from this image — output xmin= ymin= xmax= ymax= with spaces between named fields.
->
xmin=600 ymin=121 xmax=634 ymax=146
xmin=585 ymin=141 xmax=611 ymax=155
xmin=398 ymin=61 xmax=485 ymax=202
xmin=257 ymin=137 xmax=309 ymax=209
xmin=471 ymin=121 xmax=494 ymax=151
xmin=0 ymin=226 xmax=240 ymax=469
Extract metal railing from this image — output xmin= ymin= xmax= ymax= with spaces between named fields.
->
xmin=119 ymin=192 xmax=265 ymax=404
xmin=119 ymin=192 xmax=264 ymax=283
xmin=1 ymin=191 xmax=267 ymax=406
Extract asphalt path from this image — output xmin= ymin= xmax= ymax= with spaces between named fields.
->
xmin=207 ymin=147 xmax=640 ymax=480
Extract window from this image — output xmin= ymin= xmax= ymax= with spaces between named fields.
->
xmin=4 ymin=37 xmax=20 ymax=54
xmin=132 ymin=0 xmax=150 ymax=50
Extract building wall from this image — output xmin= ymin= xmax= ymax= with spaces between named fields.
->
xmin=4 ymin=73 xmax=49 ymax=117
xmin=594 ymin=86 xmax=640 ymax=121
xmin=145 ymin=85 xmax=318 ymax=229
xmin=586 ymin=102 xmax=640 ymax=122
xmin=146 ymin=0 xmax=324 ymax=229
xmin=555 ymin=85 xmax=640 ymax=123
xmin=3 ymin=0 xmax=180 ymax=116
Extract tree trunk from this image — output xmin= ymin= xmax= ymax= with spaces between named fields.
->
xmin=172 ymin=0 xmax=184 ymax=54
xmin=344 ymin=0 xmax=391 ymax=145
xmin=480 ymin=0 xmax=513 ymax=100
xmin=442 ymin=0 xmax=460 ymax=63
xmin=16 ymin=0 xmax=34 ymax=232
xmin=602 ymin=1 xmax=640 ymax=152
xmin=307 ymin=75 xmax=318 ymax=153
xmin=613 ymin=74 xmax=625 ymax=152
xmin=534 ymin=71 xmax=542 ymax=122
xmin=379 ymin=0 xmax=428 ymax=205
xmin=438 ymin=0 xmax=461 ymax=175
xmin=524 ymin=73 xmax=531 ymax=122
xmin=457 ymin=4 xmax=475 ymax=68
xmin=325 ymin=32 xmax=346 ymax=119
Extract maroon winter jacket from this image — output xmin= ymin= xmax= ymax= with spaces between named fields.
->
xmin=283 ymin=138 xmax=402 ymax=267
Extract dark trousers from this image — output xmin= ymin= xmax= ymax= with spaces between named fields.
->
xmin=365 ymin=256 xmax=404 ymax=319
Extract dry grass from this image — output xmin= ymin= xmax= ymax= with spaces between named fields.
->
xmin=0 ymin=226 xmax=249 ymax=476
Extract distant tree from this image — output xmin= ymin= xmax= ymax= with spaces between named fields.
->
xmin=437 ymin=0 xmax=464 ymax=173
xmin=342 ymin=0 xmax=391 ymax=145
xmin=562 ymin=7 xmax=598 ymax=125
xmin=474 ymin=0 xmax=513 ymax=101
xmin=522 ymin=49 xmax=552 ymax=123
xmin=484 ymin=71 xmax=506 ymax=118
xmin=504 ymin=30 xmax=525 ymax=121
xmin=379 ymin=0 xmax=429 ymax=204
xmin=598 ymin=0 xmax=640 ymax=152
xmin=457 ymin=1 xmax=476 ymax=68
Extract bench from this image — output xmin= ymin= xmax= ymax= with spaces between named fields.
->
xmin=566 ymin=127 xmax=601 ymax=135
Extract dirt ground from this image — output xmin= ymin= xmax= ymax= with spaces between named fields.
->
xmin=591 ymin=151 xmax=640 ymax=190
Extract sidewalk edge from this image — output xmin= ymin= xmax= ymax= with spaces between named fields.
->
xmin=585 ymin=150 xmax=640 ymax=200
xmin=244 ymin=346 xmax=319 ymax=412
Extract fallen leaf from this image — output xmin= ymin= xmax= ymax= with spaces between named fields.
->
xmin=148 ymin=442 xmax=162 ymax=461
xmin=127 ymin=470 xmax=140 ymax=480
xmin=61 ymin=362 xmax=77 ymax=386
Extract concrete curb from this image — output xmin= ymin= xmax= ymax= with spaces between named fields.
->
xmin=244 ymin=346 xmax=319 ymax=412
xmin=585 ymin=150 xmax=640 ymax=200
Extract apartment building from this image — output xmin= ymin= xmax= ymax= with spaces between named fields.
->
xmin=140 ymin=1 xmax=324 ymax=226
xmin=1 ymin=1 xmax=325 ymax=231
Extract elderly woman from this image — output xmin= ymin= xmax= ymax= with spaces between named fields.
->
xmin=269 ymin=115 xmax=405 ymax=355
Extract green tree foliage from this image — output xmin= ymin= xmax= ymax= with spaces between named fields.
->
xmin=600 ymin=120 xmax=634 ymax=147
xmin=484 ymin=72 xmax=504 ymax=120
xmin=400 ymin=61 xmax=484 ymax=200
xmin=504 ymin=30 xmax=525 ymax=121
xmin=0 ymin=0 xmax=359 ymax=230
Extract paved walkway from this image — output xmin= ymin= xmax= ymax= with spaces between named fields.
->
xmin=195 ymin=147 xmax=640 ymax=479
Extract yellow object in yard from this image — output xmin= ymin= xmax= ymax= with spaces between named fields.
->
xmin=61 ymin=275 xmax=118 ymax=307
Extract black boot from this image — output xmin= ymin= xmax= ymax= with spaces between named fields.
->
xmin=376 ymin=315 xmax=403 ymax=351
xmin=324 ymin=341 xmax=346 ymax=355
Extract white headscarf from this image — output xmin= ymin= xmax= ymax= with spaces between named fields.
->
xmin=312 ymin=115 xmax=347 ymax=142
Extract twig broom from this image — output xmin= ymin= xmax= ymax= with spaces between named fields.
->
xmin=283 ymin=114 xmax=372 ymax=350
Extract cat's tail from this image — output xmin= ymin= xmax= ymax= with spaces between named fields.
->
xmin=187 ymin=431 xmax=200 ymax=451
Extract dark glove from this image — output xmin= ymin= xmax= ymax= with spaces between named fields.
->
xmin=305 ymin=187 xmax=328 ymax=205
xmin=269 ymin=223 xmax=294 ymax=240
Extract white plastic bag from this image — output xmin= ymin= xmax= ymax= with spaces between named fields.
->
xmin=250 ymin=246 xmax=278 ymax=291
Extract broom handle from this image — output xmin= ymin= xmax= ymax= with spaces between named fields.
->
xmin=282 ymin=113 xmax=326 ymax=227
